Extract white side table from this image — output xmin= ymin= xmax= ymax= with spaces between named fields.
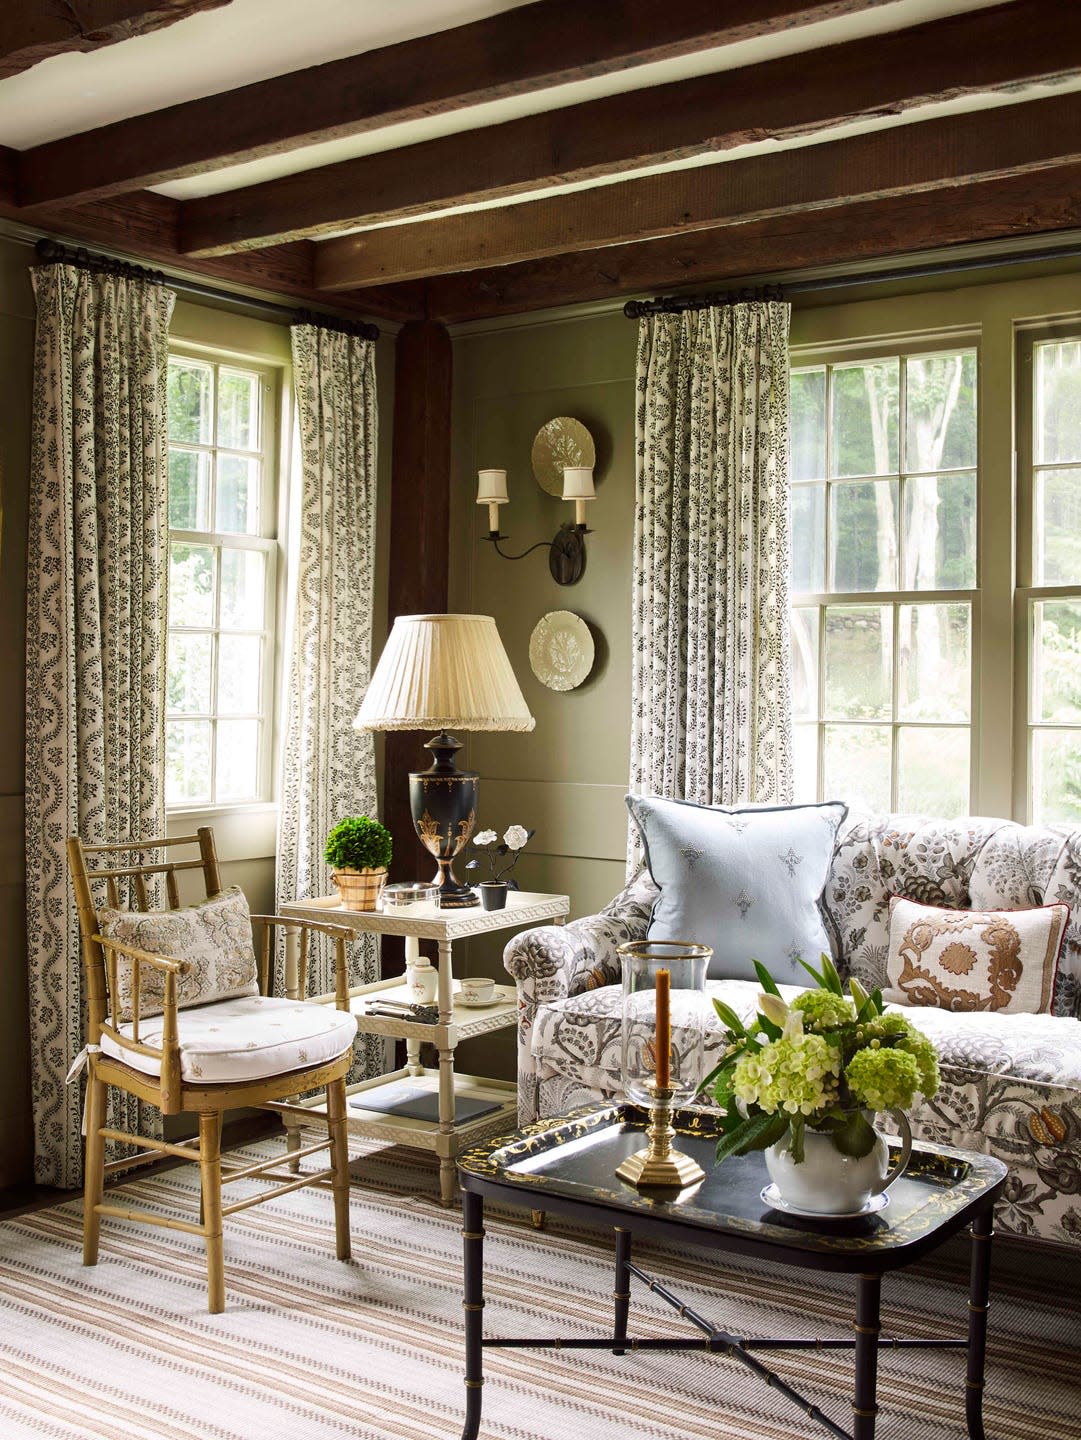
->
xmin=280 ymin=890 xmax=569 ymax=1205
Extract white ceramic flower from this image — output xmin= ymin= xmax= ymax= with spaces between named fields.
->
xmin=503 ymin=824 xmax=530 ymax=850
xmin=473 ymin=829 xmax=498 ymax=846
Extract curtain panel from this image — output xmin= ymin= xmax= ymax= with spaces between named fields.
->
xmin=277 ymin=325 xmax=380 ymax=1062
xmin=630 ymin=302 xmax=794 ymax=864
xmin=26 ymin=264 xmax=175 ymax=1186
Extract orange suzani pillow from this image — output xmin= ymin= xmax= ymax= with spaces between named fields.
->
xmin=884 ymin=896 xmax=1067 ymax=1015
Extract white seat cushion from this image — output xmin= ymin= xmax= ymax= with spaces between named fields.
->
xmin=99 ymin=994 xmax=358 ymax=1084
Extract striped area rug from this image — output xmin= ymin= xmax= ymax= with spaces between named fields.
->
xmin=0 ymin=1137 xmax=1077 ymax=1440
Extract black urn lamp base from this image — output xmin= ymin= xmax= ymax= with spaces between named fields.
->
xmin=409 ymin=731 xmax=479 ymax=908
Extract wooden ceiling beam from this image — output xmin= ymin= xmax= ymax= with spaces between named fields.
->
xmin=0 ymin=189 xmax=424 ymax=323
xmin=179 ymin=0 xmax=1081 ymax=256
xmin=315 ymin=91 xmax=1081 ymax=289
xmin=399 ymin=165 xmax=1081 ymax=324
xmin=0 ymin=0 xmax=231 ymax=79
xmin=19 ymin=0 xmax=891 ymax=208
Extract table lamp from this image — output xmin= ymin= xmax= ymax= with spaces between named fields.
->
xmin=354 ymin=614 xmax=535 ymax=907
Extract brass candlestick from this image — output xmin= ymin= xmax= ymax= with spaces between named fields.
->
xmin=616 ymin=1084 xmax=706 ymax=1190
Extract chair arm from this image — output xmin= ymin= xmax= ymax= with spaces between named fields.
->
xmin=250 ymin=914 xmax=356 ymax=1010
xmin=93 ymin=936 xmax=184 ymax=1101
xmin=503 ymin=871 xmax=658 ymax=1008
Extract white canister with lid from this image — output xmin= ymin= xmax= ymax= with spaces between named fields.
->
xmin=404 ymin=938 xmax=438 ymax=1004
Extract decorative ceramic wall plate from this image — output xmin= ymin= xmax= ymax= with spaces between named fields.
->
xmin=531 ymin=417 xmax=596 ymax=496
xmin=529 ymin=611 xmax=595 ymax=691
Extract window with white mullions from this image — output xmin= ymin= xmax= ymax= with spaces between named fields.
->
xmin=1023 ymin=335 xmax=1081 ymax=824
xmin=166 ymin=352 xmax=278 ymax=809
xmin=789 ymin=345 xmax=978 ymax=817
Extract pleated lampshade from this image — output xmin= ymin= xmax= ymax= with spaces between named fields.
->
xmin=354 ymin=614 xmax=535 ymax=733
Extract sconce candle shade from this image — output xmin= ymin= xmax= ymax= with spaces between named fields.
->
xmin=477 ymin=469 xmax=509 ymax=534
xmin=354 ymin=614 xmax=534 ymax=907
xmin=562 ymin=464 xmax=595 ymax=527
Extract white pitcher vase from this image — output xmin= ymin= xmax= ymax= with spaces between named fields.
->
xmin=765 ymin=1109 xmax=913 ymax=1215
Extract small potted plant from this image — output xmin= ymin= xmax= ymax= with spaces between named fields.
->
xmin=324 ymin=816 xmax=393 ymax=911
xmin=465 ymin=824 xmax=534 ymax=910
xmin=699 ymin=954 xmax=939 ymax=1216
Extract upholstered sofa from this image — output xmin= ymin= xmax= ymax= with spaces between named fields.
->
xmin=504 ymin=811 xmax=1081 ymax=1248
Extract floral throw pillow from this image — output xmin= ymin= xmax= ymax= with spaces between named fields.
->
xmin=884 ymin=896 xmax=1067 ymax=1014
xmin=98 ymin=886 xmax=260 ymax=1022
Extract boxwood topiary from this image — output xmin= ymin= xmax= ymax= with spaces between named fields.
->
xmin=324 ymin=816 xmax=393 ymax=873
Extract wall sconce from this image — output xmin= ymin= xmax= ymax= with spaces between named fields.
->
xmin=477 ymin=465 xmax=595 ymax=585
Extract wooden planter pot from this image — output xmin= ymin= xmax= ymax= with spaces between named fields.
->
xmin=331 ymin=867 xmax=387 ymax=911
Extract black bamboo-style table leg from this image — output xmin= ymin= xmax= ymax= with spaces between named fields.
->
xmin=613 ymin=1226 xmax=632 ymax=1355
xmin=852 ymin=1272 xmax=881 ymax=1440
xmin=461 ymin=1190 xmax=485 ymax=1440
xmin=966 ymin=1208 xmax=993 ymax=1440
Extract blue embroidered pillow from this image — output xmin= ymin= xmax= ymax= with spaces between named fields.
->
xmin=626 ymin=795 xmax=848 ymax=982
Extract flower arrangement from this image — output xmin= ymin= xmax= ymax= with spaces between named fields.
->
xmin=465 ymin=824 xmax=535 ymax=884
xmin=699 ymin=954 xmax=939 ymax=1165
xmin=324 ymin=815 xmax=393 ymax=873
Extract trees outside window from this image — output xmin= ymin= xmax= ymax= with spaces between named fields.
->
xmin=166 ymin=352 xmax=279 ymax=808
xmin=1023 ymin=336 xmax=1081 ymax=823
xmin=790 ymin=346 xmax=977 ymax=817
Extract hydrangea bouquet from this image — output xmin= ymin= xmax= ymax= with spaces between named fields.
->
xmin=699 ymin=954 xmax=940 ymax=1165
xmin=465 ymin=824 xmax=535 ymax=885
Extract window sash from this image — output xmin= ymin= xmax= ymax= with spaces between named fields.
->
xmin=166 ymin=348 xmax=281 ymax=812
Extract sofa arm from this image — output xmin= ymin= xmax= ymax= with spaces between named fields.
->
xmin=504 ymin=870 xmax=658 ymax=1005
xmin=503 ymin=871 xmax=657 ymax=1125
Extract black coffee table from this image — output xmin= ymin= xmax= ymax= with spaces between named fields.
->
xmin=456 ymin=1103 xmax=1008 ymax=1440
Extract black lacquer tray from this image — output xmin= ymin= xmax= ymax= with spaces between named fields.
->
xmin=458 ymin=1102 xmax=1008 ymax=1262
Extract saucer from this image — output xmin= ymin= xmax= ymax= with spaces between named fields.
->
xmin=759 ymin=1184 xmax=889 ymax=1220
xmin=456 ymin=991 xmax=503 ymax=1008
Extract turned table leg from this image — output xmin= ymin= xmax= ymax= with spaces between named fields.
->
xmin=613 ymin=1226 xmax=632 ymax=1355
xmin=461 ymin=1190 xmax=485 ymax=1440
xmin=966 ymin=1208 xmax=993 ymax=1440
xmin=852 ymin=1272 xmax=881 ymax=1440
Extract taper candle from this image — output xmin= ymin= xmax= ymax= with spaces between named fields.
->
xmin=654 ymin=967 xmax=671 ymax=1089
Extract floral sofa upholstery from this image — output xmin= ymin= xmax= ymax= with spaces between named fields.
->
xmin=503 ymin=811 xmax=1081 ymax=1248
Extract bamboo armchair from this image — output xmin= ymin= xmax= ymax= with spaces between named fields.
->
xmin=67 ymin=826 xmax=359 ymax=1313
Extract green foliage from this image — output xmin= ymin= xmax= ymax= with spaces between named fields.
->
xmin=698 ymin=956 xmax=937 ymax=1167
xmin=324 ymin=816 xmax=392 ymax=872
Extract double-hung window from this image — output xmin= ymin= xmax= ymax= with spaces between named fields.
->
xmin=789 ymin=343 xmax=978 ymax=816
xmin=165 ymin=351 xmax=279 ymax=809
xmin=1020 ymin=331 xmax=1081 ymax=823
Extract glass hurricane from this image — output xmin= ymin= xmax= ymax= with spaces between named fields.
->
xmin=619 ymin=939 xmax=710 ymax=1106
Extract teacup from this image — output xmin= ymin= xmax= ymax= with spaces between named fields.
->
xmin=459 ymin=977 xmax=496 ymax=1004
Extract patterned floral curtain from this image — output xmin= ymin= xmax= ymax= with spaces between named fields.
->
xmin=277 ymin=325 xmax=380 ymax=1056
xmin=630 ymin=302 xmax=793 ymax=865
xmin=26 ymin=263 xmax=175 ymax=1186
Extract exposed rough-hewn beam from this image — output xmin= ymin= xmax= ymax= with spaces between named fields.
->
xmin=384 ymin=321 xmax=454 ymax=915
xmin=315 ymin=91 xmax=1081 ymax=288
xmin=398 ymin=165 xmax=1081 ymax=324
xmin=0 ymin=0 xmax=231 ymax=79
xmin=18 ymin=0 xmax=892 ymax=208
xmin=180 ymin=0 xmax=1081 ymax=256
xmin=0 ymin=189 xmax=425 ymax=323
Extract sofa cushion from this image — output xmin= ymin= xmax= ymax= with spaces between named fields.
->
xmin=529 ymin=979 xmax=1081 ymax=1095
xmin=99 ymin=994 xmax=357 ymax=1083
xmin=884 ymin=896 xmax=1067 ymax=1014
xmin=626 ymin=794 xmax=846 ymax=982
xmin=98 ymin=886 xmax=259 ymax=1021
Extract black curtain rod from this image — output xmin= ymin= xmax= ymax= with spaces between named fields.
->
xmin=33 ymin=238 xmax=381 ymax=341
xmin=624 ymin=284 xmax=784 ymax=318
xmin=625 ymin=236 xmax=1081 ymax=318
